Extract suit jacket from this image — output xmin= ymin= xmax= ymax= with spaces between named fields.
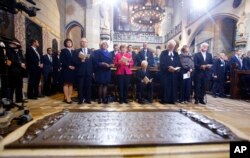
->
xmin=60 ymin=48 xmax=75 ymax=70
xmin=128 ymin=51 xmax=137 ymax=65
xmin=8 ymin=49 xmax=25 ymax=76
xmin=0 ymin=47 xmax=9 ymax=75
xmin=136 ymin=69 xmax=152 ymax=84
xmin=242 ymin=57 xmax=250 ymax=70
xmin=159 ymin=50 xmax=181 ymax=75
xmin=41 ymin=54 xmax=53 ymax=75
xmin=110 ymin=50 xmax=119 ymax=62
xmin=114 ymin=52 xmax=134 ymax=75
xmin=52 ymin=54 xmax=61 ymax=73
xmin=73 ymin=48 xmax=93 ymax=76
xmin=136 ymin=50 xmax=154 ymax=67
xmin=229 ymin=55 xmax=242 ymax=70
xmin=212 ymin=59 xmax=226 ymax=80
xmin=25 ymin=46 xmax=42 ymax=72
xmin=193 ymin=52 xmax=213 ymax=75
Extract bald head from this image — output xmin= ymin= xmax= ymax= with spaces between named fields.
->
xmin=80 ymin=38 xmax=88 ymax=48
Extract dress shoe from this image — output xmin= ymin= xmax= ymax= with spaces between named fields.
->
xmin=199 ymin=100 xmax=206 ymax=105
xmin=124 ymin=100 xmax=128 ymax=104
xmin=78 ymin=101 xmax=83 ymax=105
xmin=85 ymin=100 xmax=91 ymax=104
xmin=98 ymin=99 xmax=102 ymax=104
xmin=28 ymin=97 xmax=37 ymax=100
xmin=66 ymin=100 xmax=73 ymax=104
xmin=194 ymin=100 xmax=199 ymax=104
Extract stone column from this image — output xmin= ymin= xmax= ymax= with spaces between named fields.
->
xmin=85 ymin=0 xmax=101 ymax=49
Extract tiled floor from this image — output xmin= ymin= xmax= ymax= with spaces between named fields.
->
xmin=0 ymin=93 xmax=250 ymax=157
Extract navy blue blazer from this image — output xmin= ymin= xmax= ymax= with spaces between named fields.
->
xmin=60 ymin=48 xmax=75 ymax=70
xmin=52 ymin=55 xmax=61 ymax=73
xmin=229 ymin=55 xmax=242 ymax=70
xmin=193 ymin=52 xmax=213 ymax=74
xmin=136 ymin=69 xmax=152 ymax=83
xmin=73 ymin=48 xmax=93 ymax=76
xmin=25 ymin=47 xmax=42 ymax=72
xmin=159 ymin=50 xmax=181 ymax=75
xmin=136 ymin=50 xmax=154 ymax=67
xmin=242 ymin=57 xmax=250 ymax=70
xmin=212 ymin=59 xmax=226 ymax=80
xmin=41 ymin=54 xmax=53 ymax=75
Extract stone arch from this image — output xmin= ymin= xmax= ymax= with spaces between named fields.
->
xmin=65 ymin=21 xmax=85 ymax=48
xmin=187 ymin=13 xmax=239 ymax=46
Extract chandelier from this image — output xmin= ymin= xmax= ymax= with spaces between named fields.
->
xmin=131 ymin=4 xmax=165 ymax=27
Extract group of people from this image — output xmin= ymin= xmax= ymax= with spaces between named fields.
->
xmin=1 ymin=37 xmax=250 ymax=105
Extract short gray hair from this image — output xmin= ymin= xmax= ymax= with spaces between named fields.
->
xmin=200 ymin=42 xmax=209 ymax=48
xmin=167 ymin=39 xmax=176 ymax=46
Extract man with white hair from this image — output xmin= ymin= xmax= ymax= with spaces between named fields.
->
xmin=212 ymin=53 xmax=227 ymax=98
xmin=136 ymin=60 xmax=153 ymax=104
xmin=194 ymin=42 xmax=213 ymax=104
xmin=160 ymin=39 xmax=181 ymax=104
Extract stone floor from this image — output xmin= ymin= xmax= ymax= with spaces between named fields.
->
xmin=0 ymin=93 xmax=249 ymax=158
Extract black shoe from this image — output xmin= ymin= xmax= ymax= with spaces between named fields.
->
xmin=138 ymin=100 xmax=144 ymax=104
xmin=124 ymin=100 xmax=128 ymax=104
xmin=38 ymin=95 xmax=45 ymax=98
xmin=78 ymin=101 xmax=83 ymax=104
xmin=98 ymin=99 xmax=102 ymax=104
xmin=199 ymin=100 xmax=206 ymax=105
xmin=66 ymin=100 xmax=73 ymax=104
xmin=85 ymin=100 xmax=91 ymax=104
xmin=194 ymin=100 xmax=199 ymax=104
xmin=119 ymin=101 xmax=123 ymax=104
xmin=28 ymin=97 xmax=37 ymax=100
xmin=16 ymin=100 xmax=28 ymax=103
xmin=160 ymin=101 xmax=166 ymax=104
xmin=213 ymin=95 xmax=217 ymax=98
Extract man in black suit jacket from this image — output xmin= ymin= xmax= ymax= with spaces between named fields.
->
xmin=136 ymin=60 xmax=153 ymax=103
xmin=160 ymin=40 xmax=181 ymax=104
xmin=136 ymin=43 xmax=154 ymax=67
xmin=110 ymin=44 xmax=119 ymax=61
xmin=212 ymin=53 xmax=227 ymax=98
xmin=26 ymin=39 xmax=43 ymax=99
xmin=52 ymin=50 xmax=62 ymax=93
xmin=73 ymin=38 xmax=93 ymax=104
xmin=194 ymin=42 xmax=213 ymax=104
xmin=128 ymin=45 xmax=137 ymax=66
xmin=0 ymin=41 xmax=11 ymax=99
xmin=242 ymin=50 xmax=250 ymax=70
xmin=41 ymin=48 xmax=53 ymax=96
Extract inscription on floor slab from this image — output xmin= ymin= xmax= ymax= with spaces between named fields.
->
xmin=6 ymin=110 xmax=242 ymax=148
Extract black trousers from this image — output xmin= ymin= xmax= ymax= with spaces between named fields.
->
xmin=10 ymin=74 xmax=23 ymax=102
xmin=180 ymin=78 xmax=192 ymax=102
xmin=137 ymin=82 xmax=152 ymax=101
xmin=117 ymin=75 xmax=131 ymax=102
xmin=27 ymin=70 xmax=41 ymax=98
xmin=43 ymin=72 xmax=53 ymax=96
xmin=77 ymin=74 xmax=92 ymax=102
xmin=194 ymin=73 xmax=207 ymax=101
xmin=0 ymin=75 xmax=10 ymax=99
xmin=212 ymin=78 xmax=225 ymax=96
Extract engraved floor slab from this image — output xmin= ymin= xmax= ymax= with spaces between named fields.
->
xmin=6 ymin=109 xmax=242 ymax=148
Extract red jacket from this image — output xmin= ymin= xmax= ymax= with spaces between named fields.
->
xmin=114 ymin=52 xmax=134 ymax=75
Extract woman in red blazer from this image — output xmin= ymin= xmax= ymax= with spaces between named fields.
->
xmin=114 ymin=44 xmax=134 ymax=104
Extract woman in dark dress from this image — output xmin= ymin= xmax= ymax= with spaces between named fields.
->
xmin=60 ymin=39 xmax=75 ymax=104
xmin=94 ymin=41 xmax=113 ymax=104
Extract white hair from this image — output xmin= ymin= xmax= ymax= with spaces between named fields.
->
xmin=99 ymin=40 xmax=108 ymax=47
xmin=167 ymin=39 xmax=176 ymax=46
xmin=141 ymin=60 xmax=148 ymax=66
xmin=200 ymin=42 xmax=209 ymax=48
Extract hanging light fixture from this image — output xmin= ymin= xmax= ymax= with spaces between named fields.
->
xmin=131 ymin=2 xmax=165 ymax=28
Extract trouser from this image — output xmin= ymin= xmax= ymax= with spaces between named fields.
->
xmin=117 ymin=75 xmax=131 ymax=102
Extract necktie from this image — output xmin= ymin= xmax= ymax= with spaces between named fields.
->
xmin=34 ymin=48 xmax=40 ymax=61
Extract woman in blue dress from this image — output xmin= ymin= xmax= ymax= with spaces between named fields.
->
xmin=94 ymin=41 xmax=114 ymax=104
xmin=60 ymin=38 xmax=75 ymax=104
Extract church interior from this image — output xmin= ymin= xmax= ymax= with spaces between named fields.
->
xmin=0 ymin=0 xmax=250 ymax=157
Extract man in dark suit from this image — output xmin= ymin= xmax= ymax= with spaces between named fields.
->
xmin=160 ymin=40 xmax=181 ymax=104
xmin=212 ymin=53 xmax=227 ymax=98
xmin=52 ymin=50 xmax=62 ymax=93
xmin=136 ymin=60 xmax=153 ymax=104
xmin=73 ymin=38 xmax=93 ymax=104
xmin=110 ymin=44 xmax=119 ymax=61
xmin=242 ymin=50 xmax=250 ymax=70
xmin=0 ymin=41 xmax=11 ymax=99
xmin=136 ymin=43 xmax=154 ymax=67
xmin=7 ymin=40 xmax=27 ymax=103
xmin=229 ymin=49 xmax=243 ymax=71
xmin=194 ymin=42 xmax=213 ymax=104
xmin=41 ymin=48 xmax=53 ymax=96
xmin=128 ymin=45 xmax=137 ymax=66
xmin=26 ymin=39 xmax=43 ymax=99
